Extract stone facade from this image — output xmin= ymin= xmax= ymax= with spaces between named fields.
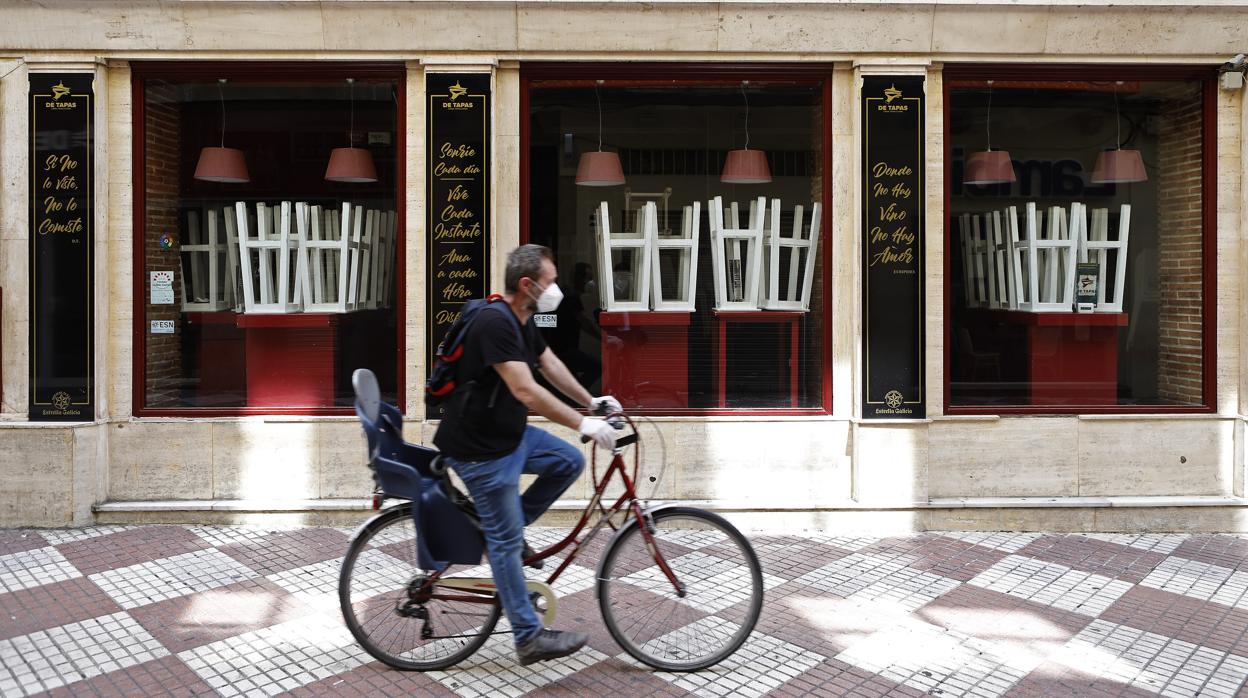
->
xmin=0 ymin=1 xmax=1245 ymax=529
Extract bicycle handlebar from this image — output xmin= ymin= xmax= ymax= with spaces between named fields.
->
xmin=579 ymin=405 xmax=635 ymax=447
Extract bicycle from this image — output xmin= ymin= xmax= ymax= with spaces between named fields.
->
xmin=339 ymin=368 xmax=764 ymax=672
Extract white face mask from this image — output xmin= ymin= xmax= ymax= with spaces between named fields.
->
xmin=529 ymin=280 xmax=564 ymax=313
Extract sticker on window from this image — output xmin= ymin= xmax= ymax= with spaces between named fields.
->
xmin=533 ymin=313 xmax=556 ymax=328
xmin=150 ymin=320 xmax=175 ymax=334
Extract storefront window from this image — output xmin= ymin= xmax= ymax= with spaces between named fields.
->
xmin=134 ymin=63 xmax=403 ymax=413
xmin=946 ymin=68 xmax=1212 ymax=410
xmin=524 ymin=67 xmax=830 ymax=412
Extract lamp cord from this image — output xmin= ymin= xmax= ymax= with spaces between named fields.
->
xmin=348 ymin=78 xmax=355 ymax=148
xmin=595 ymin=83 xmax=603 ymax=151
xmin=1113 ymin=81 xmax=1122 ymax=150
xmin=986 ymin=81 xmax=993 ymax=151
xmin=742 ymin=83 xmax=751 ymax=150
xmin=217 ymin=79 xmax=226 ymax=148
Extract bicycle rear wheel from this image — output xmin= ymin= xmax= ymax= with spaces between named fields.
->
xmin=597 ymin=507 xmax=763 ymax=671
xmin=339 ymin=503 xmax=500 ymax=671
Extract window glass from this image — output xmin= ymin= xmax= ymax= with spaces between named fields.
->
xmin=527 ymin=80 xmax=827 ymax=411
xmin=948 ymin=78 xmax=1206 ymax=407
xmin=140 ymin=72 xmax=401 ymax=410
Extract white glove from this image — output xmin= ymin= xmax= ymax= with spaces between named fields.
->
xmin=579 ymin=417 xmax=618 ymax=450
xmin=589 ymin=395 xmax=622 ymax=415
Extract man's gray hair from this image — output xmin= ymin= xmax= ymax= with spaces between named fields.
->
xmin=505 ymin=244 xmax=554 ymax=292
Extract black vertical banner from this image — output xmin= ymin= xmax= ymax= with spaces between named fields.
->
xmin=426 ymin=73 xmax=490 ymax=405
xmin=29 ymin=73 xmax=94 ymax=421
xmin=862 ymin=75 xmax=925 ymax=419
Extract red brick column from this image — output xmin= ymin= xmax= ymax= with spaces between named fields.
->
xmin=143 ymin=84 xmax=183 ymax=408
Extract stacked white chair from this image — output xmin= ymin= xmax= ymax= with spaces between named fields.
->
xmin=235 ymin=201 xmax=304 ymax=314
xmin=180 ymin=208 xmax=235 ymax=312
xmin=759 ymin=200 xmax=821 ymax=312
xmin=295 ymin=203 xmax=354 ymax=313
xmin=708 ymin=196 xmax=765 ymax=311
xmin=595 ymin=201 xmax=653 ymax=312
xmin=958 ymin=212 xmax=989 ymax=308
xmin=1009 ymin=202 xmax=1078 ymax=312
xmin=649 ymin=201 xmax=700 ymax=312
xmin=1078 ymin=204 xmax=1131 ymax=312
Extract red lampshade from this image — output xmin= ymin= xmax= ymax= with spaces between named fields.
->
xmin=575 ymin=151 xmax=625 ymax=186
xmin=964 ymin=149 xmax=1016 ymax=185
xmin=325 ymin=147 xmax=378 ymax=183
xmin=193 ymin=147 xmax=249 ymax=183
xmin=721 ymin=148 xmax=772 ymax=184
xmin=1091 ymin=149 xmax=1147 ymax=184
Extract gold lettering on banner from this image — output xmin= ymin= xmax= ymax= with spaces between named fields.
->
xmin=429 ymin=79 xmax=490 ymax=359
xmin=867 ymin=157 xmax=919 ymax=272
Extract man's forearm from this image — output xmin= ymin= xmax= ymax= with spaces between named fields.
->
xmin=541 ymin=360 xmax=593 ymax=408
xmin=514 ymin=380 xmax=584 ymax=431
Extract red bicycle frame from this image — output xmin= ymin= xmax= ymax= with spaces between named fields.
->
xmin=421 ymin=415 xmax=684 ymax=602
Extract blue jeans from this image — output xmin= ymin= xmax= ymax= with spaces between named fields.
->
xmin=443 ymin=426 xmax=585 ymax=645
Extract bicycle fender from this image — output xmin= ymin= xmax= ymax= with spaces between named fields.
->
xmin=347 ymin=503 xmax=412 ymax=546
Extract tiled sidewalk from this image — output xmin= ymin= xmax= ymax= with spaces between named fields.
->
xmin=4 ymin=525 xmax=1248 ymax=697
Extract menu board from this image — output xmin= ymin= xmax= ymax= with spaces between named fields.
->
xmin=426 ymin=73 xmax=490 ymax=378
xmin=861 ymin=75 xmax=925 ymax=419
xmin=29 ymin=73 xmax=94 ymax=421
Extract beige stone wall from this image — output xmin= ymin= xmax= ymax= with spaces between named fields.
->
xmin=0 ymin=2 xmax=1246 ymax=528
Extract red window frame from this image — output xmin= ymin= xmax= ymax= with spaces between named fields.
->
xmin=520 ymin=62 xmax=834 ymax=416
xmin=942 ymin=64 xmax=1218 ymax=415
xmin=130 ymin=61 xmax=407 ymax=417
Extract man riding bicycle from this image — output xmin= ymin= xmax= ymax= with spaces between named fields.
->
xmin=432 ymin=244 xmax=620 ymax=666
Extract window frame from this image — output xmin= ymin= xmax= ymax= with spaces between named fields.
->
xmin=519 ymin=62 xmax=835 ymax=416
xmin=130 ymin=61 xmax=407 ymax=417
xmin=941 ymin=63 xmax=1218 ymax=415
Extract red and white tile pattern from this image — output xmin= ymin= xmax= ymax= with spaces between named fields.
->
xmin=3 ymin=524 xmax=1248 ymax=697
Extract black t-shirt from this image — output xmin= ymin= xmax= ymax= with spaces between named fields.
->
xmin=433 ymin=304 xmax=548 ymax=460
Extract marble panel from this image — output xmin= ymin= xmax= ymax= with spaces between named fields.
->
xmin=1077 ymin=419 xmax=1234 ymax=497
xmin=108 ymin=421 xmax=213 ymax=500
xmin=929 ymin=418 xmax=1079 ymax=498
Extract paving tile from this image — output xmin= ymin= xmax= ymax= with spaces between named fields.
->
xmin=90 ymin=547 xmax=258 ymax=610
xmin=1138 ymin=556 xmax=1248 ymax=611
xmin=43 ymin=653 xmax=214 ymax=698
xmin=834 ymin=617 xmax=1035 ymax=697
xmin=0 ymin=531 xmax=49 ymax=557
xmin=733 ymin=536 xmax=851 ymax=582
xmin=424 ymin=634 xmax=611 ymax=698
xmin=129 ymin=576 xmax=318 ymax=654
xmin=614 ymin=551 xmax=785 ymax=614
xmin=942 ymin=532 xmax=1043 ymax=554
xmin=792 ymin=551 xmax=962 ymax=612
xmin=283 ymin=659 xmax=460 ymax=696
xmin=38 ymin=526 xmax=134 ymax=546
xmin=1100 ymin=585 xmax=1248 ymax=658
xmin=967 ymin=554 xmax=1135 ymax=617
xmin=0 ymin=576 xmax=122 ymax=642
xmin=1171 ymin=535 xmax=1248 ymax=569
xmin=0 ymin=611 xmax=169 ymax=696
xmin=753 ymin=584 xmax=914 ymax=657
xmin=1050 ymin=619 xmax=1248 ymax=697
xmin=184 ymin=524 xmax=306 ymax=548
xmin=1019 ymin=535 xmax=1168 ymax=584
xmin=625 ymin=617 xmax=825 ymax=697
xmin=860 ymin=533 xmax=1010 ymax=582
xmin=218 ymin=527 xmax=350 ymax=577
xmin=56 ymin=526 xmax=208 ymax=576
xmin=1081 ymin=533 xmax=1189 ymax=556
xmin=539 ymin=655 xmax=694 ymax=696
xmin=0 ymin=546 xmax=81 ymax=594
xmin=177 ymin=612 xmax=369 ymax=698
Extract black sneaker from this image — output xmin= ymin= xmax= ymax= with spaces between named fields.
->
xmin=516 ymin=628 xmax=588 ymax=666
xmin=522 ymin=539 xmax=544 ymax=570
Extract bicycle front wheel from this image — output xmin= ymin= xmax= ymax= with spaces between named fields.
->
xmin=597 ymin=507 xmax=763 ymax=671
xmin=339 ymin=503 xmax=500 ymax=671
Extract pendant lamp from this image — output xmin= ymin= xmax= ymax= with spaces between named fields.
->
xmin=963 ymin=81 xmax=1016 ymax=186
xmin=326 ymin=78 xmax=378 ymax=183
xmin=194 ymin=79 xmax=250 ymax=183
xmin=575 ymin=81 xmax=625 ymax=187
xmin=721 ymin=81 xmax=772 ymax=184
xmin=1091 ymin=81 xmax=1148 ymax=184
